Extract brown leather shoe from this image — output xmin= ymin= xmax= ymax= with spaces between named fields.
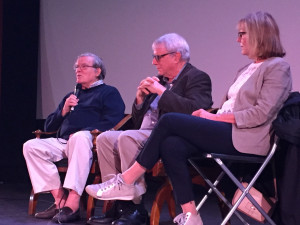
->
xmin=34 ymin=203 xmax=59 ymax=219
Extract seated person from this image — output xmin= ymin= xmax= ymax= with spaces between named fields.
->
xmin=23 ymin=52 xmax=125 ymax=223
xmin=85 ymin=33 xmax=213 ymax=225
xmin=85 ymin=12 xmax=292 ymax=225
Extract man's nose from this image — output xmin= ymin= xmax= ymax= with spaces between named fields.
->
xmin=152 ymin=57 xmax=158 ymax=65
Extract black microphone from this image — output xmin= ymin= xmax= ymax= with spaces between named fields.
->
xmin=70 ymin=83 xmax=81 ymax=111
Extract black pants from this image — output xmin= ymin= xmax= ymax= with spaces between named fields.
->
xmin=136 ymin=112 xmax=244 ymax=204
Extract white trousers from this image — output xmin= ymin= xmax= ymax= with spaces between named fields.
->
xmin=96 ymin=130 xmax=151 ymax=188
xmin=23 ymin=131 xmax=93 ymax=195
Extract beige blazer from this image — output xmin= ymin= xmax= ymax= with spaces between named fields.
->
xmin=221 ymin=57 xmax=292 ymax=155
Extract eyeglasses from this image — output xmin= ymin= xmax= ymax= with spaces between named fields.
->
xmin=238 ymin=32 xmax=247 ymax=38
xmin=152 ymin=52 xmax=176 ymax=62
xmin=73 ymin=64 xmax=96 ymax=70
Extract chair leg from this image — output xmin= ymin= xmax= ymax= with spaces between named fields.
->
xmin=86 ymin=196 xmax=96 ymax=220
xmin=28 ymin=189 xmax=39 ymax=216
xmin=102 ymin=200 xmax=114 ymax=213
xmin=150 ymin=179 xmax=176 ymax=225
xmin=86 ymin=174 xmax=101 ymax=220
xmin=189 ymin=159 xmax=248 ymax=224
xmin=192 ymin=173 xmax=231 ymax=225
xmin=213 ymin=157 xmax=276 ymax=225
xmin=217 ymin=193 xmax=231 ymax=225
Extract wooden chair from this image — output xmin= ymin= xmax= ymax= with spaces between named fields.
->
xmin=148 ymin=160 xmax=176 ymax=225
xmin=27 ymin=114 xmax=132 ymax=220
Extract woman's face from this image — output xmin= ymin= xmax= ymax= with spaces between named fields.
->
xmin=237 ymin=25 xmax=250 ymax=57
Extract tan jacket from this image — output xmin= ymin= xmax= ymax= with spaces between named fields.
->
xmin=221 ymin=57 xmax=292 ymax=155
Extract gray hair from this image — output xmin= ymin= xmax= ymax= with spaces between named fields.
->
xmin=77 ymin=52 xmax=106 ymax=80
xmin=152 ymin=33 xmax=190 ymax=62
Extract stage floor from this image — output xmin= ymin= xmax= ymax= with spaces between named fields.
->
xmin=0 ymin=176 xmax=269 ymax=225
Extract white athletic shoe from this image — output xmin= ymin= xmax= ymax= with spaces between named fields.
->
xmin=173 ymin=212 xmax=203 ymax=225
xmin=85 ymin=173 xmax=146 ymax=201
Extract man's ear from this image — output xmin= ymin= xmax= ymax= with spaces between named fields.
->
xmin=174 ymin=52 xmax=182 ymax=63
xmin=96 ymin=68 xmax=102 ymax=78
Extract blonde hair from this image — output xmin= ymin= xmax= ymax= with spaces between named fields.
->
xmin=238 ymin=11 xmax=285 ymax=60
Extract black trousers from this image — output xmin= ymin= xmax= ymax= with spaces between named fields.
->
xmin=136 ymin=112 xmax=244 ymax=204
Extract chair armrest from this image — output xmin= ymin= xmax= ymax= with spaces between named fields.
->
xmin=110 ymin=114 xmax=132 ymax=131
xmin=32 ymin=130 xmax=57 ymax=139
xmin=90 ymin=114 xmax=132 ymax=151
xmin=207 ymin=108 xmax=219 ymax=114
xmin=149 ymin=160 xmax=166 ymax=177
xmin=90 ymin=129 xmax=103 ymax=147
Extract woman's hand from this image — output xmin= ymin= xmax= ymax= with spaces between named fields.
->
xmin=192 ymin=109 xmax=215 ymax=120
xmin=192 ymin=109 xmax=236 ymax=124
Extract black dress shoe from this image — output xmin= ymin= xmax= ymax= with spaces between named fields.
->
xmin=35 ymin=203 xmax=59 ymax=219
xmin=87 ymin=215 xmax=115 ymax=225
xmin=87 ymin=201 xmax=126 ymax=225
xmin=52 ymin=206 xmax=80 ymax=223
xmin=113 ymin=203 xmax=149 ymax=225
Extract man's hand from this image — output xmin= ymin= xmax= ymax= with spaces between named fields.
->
xmin=136 ymin=76 xmax=166 ymax=104
xmin=62 ymin=94 xmax=79 ymax=116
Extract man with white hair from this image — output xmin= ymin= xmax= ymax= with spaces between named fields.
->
xmin=23 ymin=53 xmax=125 ymax=223
xmin=86 ymin=33 xmax=213 ymax=225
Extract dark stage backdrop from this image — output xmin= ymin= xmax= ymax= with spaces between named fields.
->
xmin=0 ymin=0 xmax=40 ymax=182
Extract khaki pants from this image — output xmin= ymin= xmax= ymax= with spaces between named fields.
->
xmin=23 ymin=131 xmax=93 ymax=195
xmin=96 ymin=129 xmax=151 ymax=190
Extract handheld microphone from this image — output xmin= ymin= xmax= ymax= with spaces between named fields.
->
xmin=70 ymin=83 xmax=81 ymax=111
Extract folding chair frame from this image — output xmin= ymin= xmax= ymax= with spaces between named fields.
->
xmin=188 ymin=141 xmax=278 ymax=225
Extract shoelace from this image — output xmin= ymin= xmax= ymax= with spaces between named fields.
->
xmin=98 ymin=174 xmax=118 ymax=191
xmin=99 ymin=174 xmax=124 ymax=192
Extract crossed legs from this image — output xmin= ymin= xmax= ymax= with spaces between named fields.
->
xmin=97 ymin=129 xmax=151 ymax=200
xmin=92 ymin=113 xmax=240 ymax=224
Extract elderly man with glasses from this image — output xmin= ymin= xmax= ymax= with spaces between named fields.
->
xmin=85 ymin=33 xmax=213 ymax=225
xmin=23 ymin=52 xmax=125 ymax=223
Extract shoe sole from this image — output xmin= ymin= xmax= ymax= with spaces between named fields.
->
xmin=95 ymin=195 xmax=136 ymax=201
xmin=85 ymin=188 xmax=135 ymax=201
xmin=86 ymin=182 xmax=146 ymax=201
xmin=96 ymin=188 xmax=147 ymax=201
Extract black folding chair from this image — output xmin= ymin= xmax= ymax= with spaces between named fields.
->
xmin=188 ymin=139 xmax=279 ymax=225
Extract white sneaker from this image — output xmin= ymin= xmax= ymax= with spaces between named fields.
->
xmin=85 ymin=174 xmax=122 ymax=199
xmin=85 ymin=174 xmax=145 ymax=201
xmin=173 ymin=212 xmax=203 ymax=225
xmin=85 ymin=183 xmax=105 ymax=200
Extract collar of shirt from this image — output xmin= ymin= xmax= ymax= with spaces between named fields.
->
xmin=163 ymin=63 xmax=187 ymax=89
xmin=89 ymin=79 xmax=104 ymax=88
